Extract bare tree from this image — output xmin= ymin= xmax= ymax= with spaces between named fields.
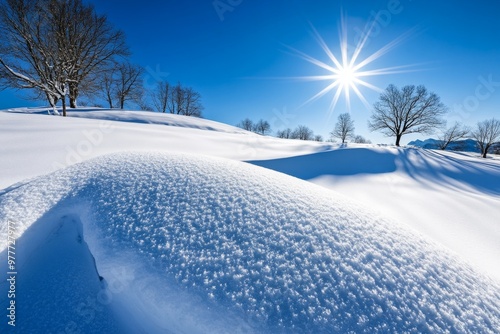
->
xmin=0 ymin=0 xmax=128 ymax=114
xmin=331 ymin=113 xmax=355 ymax=144
xmin=154 ymin=82 xmax=203 ymax=117
xmin=368 ymin=85 xmax=447 ymax=146
xmin=470 ymin=119 xmax=500 ymax=158
xmin=140 ymin=79 xmax=203 ymax=116
xmin=314 ymin=135 xmax=323 ymax=142
xmin=237 ymin=118 xmax=254 ymax=131
xmin=291 ymin=125 xmax=314 ymax=141
xmin=0 ymin=0 xmax=69 ymax=115
xmin=168 ymin=83 xmax=185 ymax=115
xmin=253 ymin=119 xmax=271 ymax=135
xmin=276 ymin=128 xmax=293 ymax=139
xmin=94 ymin=66 xmax=118 ymax=109
xmin=115 ymin=62 xmax=144 ymax=109
xmin=151 ymin=81 xmax=170 ymax=113
xmin=438 ymin=122 xmax=470 ymax=150
xmin=353 ymin=135 xmax=372 ymax=144
xmin=50 ymin=0 xmax=128 ymax=108
xmin=183 ymin=86 xmax=203 ymax=117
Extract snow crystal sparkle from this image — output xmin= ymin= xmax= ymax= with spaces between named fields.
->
xmin=2 ymin=152 xmax=499 ymax=333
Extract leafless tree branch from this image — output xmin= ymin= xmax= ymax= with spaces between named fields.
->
xmin=368 ymin=84 xmax=447 ymax=146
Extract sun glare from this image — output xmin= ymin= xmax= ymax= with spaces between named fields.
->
xmin=338 ymin=65 xmax=356 ymax=86
xmin=288 ymin=14 xmax=419 ymax=117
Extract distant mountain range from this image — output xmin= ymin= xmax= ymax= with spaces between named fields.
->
xmin=407 ymin=139 xmax=481 ymax=152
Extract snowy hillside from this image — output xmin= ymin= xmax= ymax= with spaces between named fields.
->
xmin=4 ymin=107 xmax=250 ymax=134
xmin=1 ymin=152 xmax=499 ymax=333
xmin=0 ymin=108 xmax=332 ymax=190
xmin=0 ymin=108 xmax=499 ymax=333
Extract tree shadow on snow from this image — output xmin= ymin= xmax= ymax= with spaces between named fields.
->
xmin=248 ymin=147 xmax=500 ymax=197
xmin=396 ymin=148 xmax=500 ymax=196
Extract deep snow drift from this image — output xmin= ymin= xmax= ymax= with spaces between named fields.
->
xmin=1 ymin=152 xmax=499 ymax=333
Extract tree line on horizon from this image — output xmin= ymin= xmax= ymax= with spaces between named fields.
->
xmin=236 ymin=114 xmax=370 ymax=144
xmin=238 ymin=84 xmax=500 ymax=158
xmin=0 ymin=0 xmax=204 ymax=117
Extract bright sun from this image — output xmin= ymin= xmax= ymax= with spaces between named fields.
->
xmin=337 ymin=65 xmax=357 ymax=86
xmin=288 ymin=14 xmax=418 ymax=116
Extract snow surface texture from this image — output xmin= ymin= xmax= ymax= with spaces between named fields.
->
xmin=1 ymin=152 xmax=499 ymax=333
xmin=250 ymin=147 xmax=500 ymax=281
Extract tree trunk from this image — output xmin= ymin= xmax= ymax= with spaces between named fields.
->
xmin=106 ymin=93 xmax=113 ymax=109
xmin=481 ymin=144 xmax=489 ymax=158
xmin=62 ymin=95 xmax=67 ymax=117
xmin=395 ymin=135 xmax=402 ymax=147
xmin=69 ymin=98 xmax=77 ymax=109
xmin=69 ymin=83 xmax=78 ymax=108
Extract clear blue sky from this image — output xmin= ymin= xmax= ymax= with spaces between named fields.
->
xmin=1 ymin=0 xmax=499 ymax=144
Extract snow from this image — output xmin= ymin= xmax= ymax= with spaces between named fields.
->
xmin=1 ymin=152 xmax=499 ymax=333
xmin=0 ymin=107 xmax=499 ymax=333
xmin=4 ymin=107 xmax=252 ymax=134
xmin=0 ymin=109 xmax=332 ymax=190
xmin=250 ymin=147 xmax=500 ymax=282
xmin=7 ymin=214 xmax=123 ymax=333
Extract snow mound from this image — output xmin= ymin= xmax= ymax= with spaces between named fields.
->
xmin=1 ymin=152 xmax=499 ymax=333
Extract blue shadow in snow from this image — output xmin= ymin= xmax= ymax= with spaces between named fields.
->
xmin=250 ymin=146 xmax=500 ymax=197
xmin=249 ymin=148 xmax=397 ymax=180
xmin=397 ymin=148 xmax=500 ymax=196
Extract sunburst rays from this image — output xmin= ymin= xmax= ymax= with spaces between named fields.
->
xmin=287 ymin=14 xmax=420 ymax=118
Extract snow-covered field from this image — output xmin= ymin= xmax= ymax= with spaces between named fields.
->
xmin=0 ymin=108 xmax=499 ymax=333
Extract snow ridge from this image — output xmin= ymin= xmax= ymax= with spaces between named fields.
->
xmin=3 ymin=107 xmax=250 ymax=134
xmin=0 ymin=152 xmax=499 ymax=333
